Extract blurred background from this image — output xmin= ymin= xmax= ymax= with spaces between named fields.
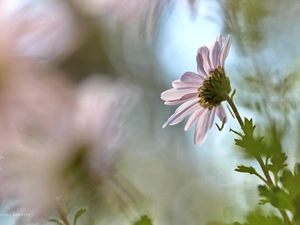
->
xmin=0 ymin=0 xmax=300 ymax=224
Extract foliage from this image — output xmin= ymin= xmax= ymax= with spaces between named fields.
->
xmin=133 ymin=215 xmax=153 ymax=225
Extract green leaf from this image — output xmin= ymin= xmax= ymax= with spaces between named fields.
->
xmin=206 ymin=222 xmax=229 ymax=225
xmin=73 ymin=208 xmax=87 ymax=225
xmin=257 ymin=185 xmax=293 ymax=212
xmin=280 ymin=164 xmax=300 ymax=198
xmin=49 ymin=217 xmax=65 ymax=225
xmin=235 ymin=165 xmax=256 ymax=174
xmin=258 ymin=185 xmax=271 ymax=205
xmin=293 ymin=195 xmax=300 ymax=222
xmin=133 ymin=215 xmax=153 ymax=225
xmin=245 ymin=214 xmax=283 ymax=225
xmin=234 ymin=135 xmax=267 ymax=157
xmin=242 ymin=118 xmax=256 ymax=137
xmin=268 ymin=153 xmax=287 ymax=175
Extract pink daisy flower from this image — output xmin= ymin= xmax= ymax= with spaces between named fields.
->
xmin=161 ymin=34 xmax=232 ymax=145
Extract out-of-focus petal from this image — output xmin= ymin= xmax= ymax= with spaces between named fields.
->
xmin=163 ymin=98 xmax=199 ymax=128
xmin=0 ymin=0 xmax=79 ymax=62
xmin=184 ymin=107 xmax=205 ymax=131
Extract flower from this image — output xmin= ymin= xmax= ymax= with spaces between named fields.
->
xmin=0 ymin=0 xmax=78 ymax=63
xmin=71 ymin=75 xmax=135 ymax=178
xmin=161 ymin=34 xmax=232 ymax=145
xmin=0 ymin=69 xmax=136 ymax=221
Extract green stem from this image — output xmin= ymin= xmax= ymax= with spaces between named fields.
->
xmin=223 ymin=94 xmax=244 ymax=127
xmin=253 ymin=172 xmax=269 ymax=186
xmin=224 ymin=94 xmax=292 ymax=225
xmin=224 ymin=94 xmax=274 ymax=186
xmin=254 ymin=154 xmax=274 ymax=187
xmin=56 ymin=200 xmax=70 ymax=225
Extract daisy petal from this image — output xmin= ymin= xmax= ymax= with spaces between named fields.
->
xmin=196 ymin=54 xmax=208 ymax=78
xmin=194 ymin=108 xmax=216 ymax=145
xmin=164 ymin=93 xmax=198 ymax=105
xmin=181 ymin=72 xmax=204 ymax=84
xmin=198 ymin=46 xmax=211 ymax=75
xmin=206 ymin=107 xmax=217 ymax=130
xmin=209 ymin=41 xmax=220 ymax=69
xmin=184 ymin=107 xmax=205 ymax=131
xmin=194 ymin=109 xmax=210 ymax=145
xmin=163 ymin=98 xmax=199 ymax=128
xmin=165 ymin=104 xmax=199 ymax=126
xmin=172 ymin=80 xmax=200 ymax=89
xmin=216 ymin=104 xmax=227 ymax=122
xmin=216 ymin=34 xmax=222 ymax=48
xmin=219 ymin=35 xmax=232 ymax=68
xmin=161 ymin=88 xmax=198 ymax=101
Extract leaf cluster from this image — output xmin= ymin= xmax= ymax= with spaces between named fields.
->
xmin=234 ymin=118 xmax=269 ymax=157
xmin=258 ymin=163 xmax=300 ymax=223
xmin=133 ymin=215 xmax=153 ymax=225
xmin=233 ymin=213 xmax=283 ymax=225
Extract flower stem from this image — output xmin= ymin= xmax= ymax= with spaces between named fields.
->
xmin=223 ymin=94 xmax=244 ymax=128
xmin=56 ymin=199 xmax=70 ymax=225
xmin=224 ymin=94 xmax=274 ymax=186
xmin=224 ymin=94 xmax=292 ymax=225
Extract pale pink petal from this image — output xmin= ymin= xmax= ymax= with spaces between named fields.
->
xmin=219 ymin=35 xmax=231 ymax=68
xmin=164 ymin=103 xmax=199 ymax=127
xmin=216 ymin=34 xmax=223 ymax=68
xmin=163 ymin=98 xmax=199 ymax=128
xmin=216 ymin=34 xmax=223 ymax=48
xmin=196 ymin=54 xmax=208 ymax=78
xmin=161 ymin=88 xmax=198 ymax=101
xmin=209 ymin=41 xmax=220 ymax=69
xmin=197 ymin=46 xmax=212 ymax=75
xmin=206 ymin=107 xmax=217 ymax=130
xmin=164 ymin=93 xmax=198 ymax=105
xmin=172 ymin=80 xmax=201 ymax=89
xmin=181 ymin=72 xmax=204 ymax=84
xmin=184 ymin=107 xmax=205 ymax=131
xmin=194 ymin=109 xmax=210 ymax=145
xmin=216 ymin=104 xmax=227 ymax=122
xmin=194 ymin=108 xmax=216 ymax=145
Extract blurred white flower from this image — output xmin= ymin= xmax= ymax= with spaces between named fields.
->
xmin=73 ymin=0 xmax=170 ymax=43
xmin=161 ymin=34 xmax=232 ymax=145
xmin=0 ymin=0 xmax=79 ymax=63
xmin=0 ymin=68 xmax=136 ymax=221
xmin=0 ymin=64 xmax=74 ymax=220
xmin=71 ymin=75 xmax=136 ymax=178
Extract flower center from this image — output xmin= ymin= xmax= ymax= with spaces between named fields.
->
xmin=198 ymin=67 xmax=231 ymax=110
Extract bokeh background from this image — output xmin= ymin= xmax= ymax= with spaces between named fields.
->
xmin=0 ymin=0 xmax=300 ymax=224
